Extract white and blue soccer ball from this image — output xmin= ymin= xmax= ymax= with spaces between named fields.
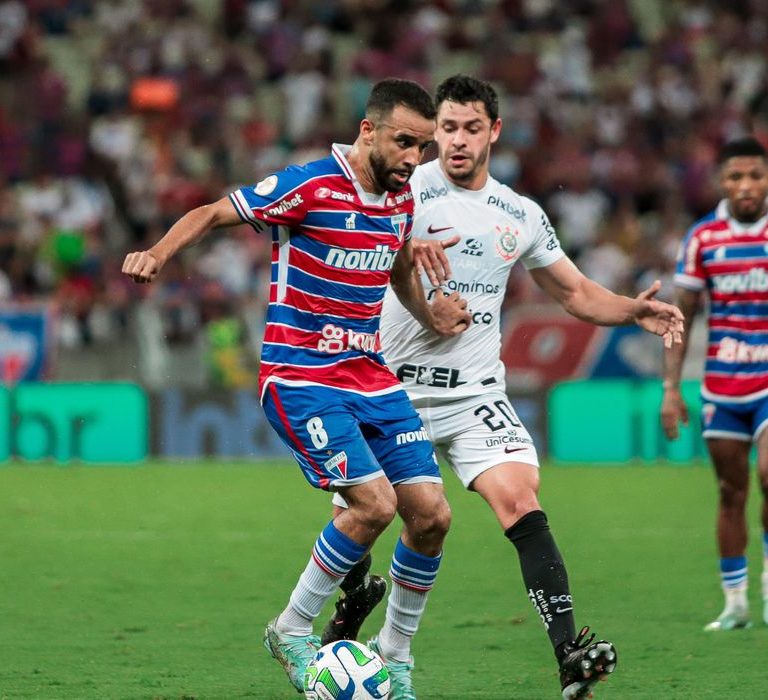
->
xmin=303 ymin=640 xmax=390 ymax=700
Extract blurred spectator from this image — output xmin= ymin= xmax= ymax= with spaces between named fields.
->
xmin=3 ymin=0 xmax=766 ymax=385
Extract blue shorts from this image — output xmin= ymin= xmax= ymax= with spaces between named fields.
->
xmin=262 ymin=382 xmax=441 ymax=491
xmin=701 ymin=394 xmax=768 ymax=441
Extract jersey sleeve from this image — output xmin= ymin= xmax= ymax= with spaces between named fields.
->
xmin=673 ymin=225 xmax=705 ymax=291
xmin=228 ymin=165 xmax=311 ymax=231
xmin=520 ymin=199 xmax=566 ymax=270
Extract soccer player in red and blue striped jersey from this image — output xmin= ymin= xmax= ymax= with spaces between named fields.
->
xmin=663 ymin=136 xmax=768 ymax=631
xmin=123 ymin=78 xmax=471 ymax=697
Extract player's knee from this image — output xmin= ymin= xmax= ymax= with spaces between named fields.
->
xmin=718 ymin=479 xmax=748 ymax=509
xmin=358 ymin=497 xmax=398 ymax=534
xmin=413 ymin=495 xmax=452 ymax=540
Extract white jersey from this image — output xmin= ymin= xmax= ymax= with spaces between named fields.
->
xmin=380 ymin=158 xmax=565 ymax=404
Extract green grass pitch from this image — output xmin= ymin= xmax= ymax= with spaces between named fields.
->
xmin=2 ymin=460 xmax=767 ymax=699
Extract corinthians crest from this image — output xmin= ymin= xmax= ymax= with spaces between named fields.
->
xmin=495 ymin=225 xmax=519 ymax=261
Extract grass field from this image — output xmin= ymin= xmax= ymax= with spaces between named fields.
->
xmin=2 ymin=460 xmax=767 ymax=699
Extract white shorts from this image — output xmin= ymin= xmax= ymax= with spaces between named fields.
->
xmin=332 ymin=391 xmax=539 ymax=507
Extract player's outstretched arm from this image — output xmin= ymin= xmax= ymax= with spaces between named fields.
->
xmin=122 ymin=197 xmax=240 ymax=283
xmin=660 ymin=288 xmax=699 ymax=440
xmin=391 ymin=240 xmax=471 ymax=336
xmin=529 ymin=257 xmax=685 ymax=348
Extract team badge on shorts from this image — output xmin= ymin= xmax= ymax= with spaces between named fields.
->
xmin=495 ymin=225 xmax=520 ymax=261
xmin=702 ymin=403 xmax=716 ymax=427
xmin=324 ymin=451 xmax=348 ymax=479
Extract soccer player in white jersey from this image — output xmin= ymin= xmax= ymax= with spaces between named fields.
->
xmin=324 ymin=75 xmax=685 ymax=700
xmin=662 ymin=137 xmax=768 ymax=632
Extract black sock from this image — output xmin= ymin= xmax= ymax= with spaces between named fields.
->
xmin=505 ymin=510 xmax=576 ymax=662
xmin=340 ymin=553 xmax=372 ymax=596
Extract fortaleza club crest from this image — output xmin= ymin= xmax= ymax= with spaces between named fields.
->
xmin=324 ymin=451 xmax=348 ymax=479
xmin=495 ymin=225 xmax=519 ymax=261
xmin=391 ymin=213 xmax=408 ymax=239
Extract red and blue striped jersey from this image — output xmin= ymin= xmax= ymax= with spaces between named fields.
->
xmin=675 ymin=199 xmax=768 ymax=401
xmin=229 ymin=144 xmax=415 ymax=400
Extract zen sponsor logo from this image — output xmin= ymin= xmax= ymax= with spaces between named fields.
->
xmin=712 ymin=268 xmax=768 ymax=293
xmin=395 ymin=426 xmax=429 ymax=445
xmin=386 ymin=191 xmax=413 ymax=206
xmin=487 ymin=195 xmax=527 ymax=221
xmin=315 ymin=187 xmax=354 ymax=202
xmin=266 ymin=192 xmax=303 ymax=217
xmin=397 ymin=364 xmax=466 ymax=388
xmin=324 ymin=244 xmax=395 ymax=271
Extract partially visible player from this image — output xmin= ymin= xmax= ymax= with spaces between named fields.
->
xmin=662 ymin=136 xmax=768 ymax=631
xmin=122 ymin=78 xmax=471 ymax=700
xmin=325 ymin=75 xmax=685 ymax=699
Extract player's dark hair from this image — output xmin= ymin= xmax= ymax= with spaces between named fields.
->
xmin=717 ymin=137 xmax=767 ymax=165
xmin=435 ymin=74 xmax=499 ymax=123
xmin=366 ymin=78 xmax=436 ymax=122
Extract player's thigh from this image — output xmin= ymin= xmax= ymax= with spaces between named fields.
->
xmin=754 ymin=400 xmax=768 ymax=484
xmin=431 ymin=392 xmax=540 ymax=489
xmin=703 ymin=399 xmax=753 ymax=489
xmin=262 ymin=382 xmax=382 ymax=490
xmin=359 ymin=389 xmax=441 ymax=486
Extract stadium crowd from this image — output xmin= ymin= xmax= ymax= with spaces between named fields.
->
xmin=2 ymin=0 xmax=767 ymax=383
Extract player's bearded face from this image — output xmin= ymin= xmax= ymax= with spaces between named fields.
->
xmin=369 ymin=148 xmax=413 ymax=193
xmin=368 ymin=107 xmax=435 ymax=192
xmin=721 ymin=156 xmax=768 ymax=222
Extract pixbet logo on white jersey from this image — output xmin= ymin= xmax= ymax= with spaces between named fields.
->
xmin=712 ymin=268 xmax=768 ymax=294
xmin=324 ymin=244 xmax=396 ymax=271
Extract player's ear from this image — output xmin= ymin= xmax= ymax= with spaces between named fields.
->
xmin=360 ymin=119 xmax=376 ymax=147
xmin=490 ymin=118 xmax=502 ymax=145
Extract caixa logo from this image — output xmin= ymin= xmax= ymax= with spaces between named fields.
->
xmin=396 ymin=364 xmax=466 ymax=388
xmin=155 ymin=389 xmax=288 ymax=458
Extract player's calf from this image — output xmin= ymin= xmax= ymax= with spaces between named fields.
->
xmin=559 ymin=626 xmax=617 ymax=700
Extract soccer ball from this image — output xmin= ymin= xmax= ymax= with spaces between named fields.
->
xmin=303 ymin=640 xmax=390 ymax=700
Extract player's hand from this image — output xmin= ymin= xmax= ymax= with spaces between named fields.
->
xmin=122 ymin=250 xmax=162 ymax=284
xmin=413 ymin=235 xmax=460 ymax=286
xmin=428 ymin=289 xmax=472 ymax=337
xmin=633 ymin=280 xmax=685 ymax=349
xmin=660 ymin=386 xmax=689 ymax=440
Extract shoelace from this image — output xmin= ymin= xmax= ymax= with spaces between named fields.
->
xmin=569 ymin=626 xmax=596 ymax=652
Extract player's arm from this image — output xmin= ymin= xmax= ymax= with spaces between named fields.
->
xmin=529 ymin=256 xmax=685 ymax=347
xmin=122 ymin=197 xmax=240 ymax=283
xmin=660 ymin=287 xmax=700 ymax=440
xmin=390 ymin=239 xmax=471 ymax=337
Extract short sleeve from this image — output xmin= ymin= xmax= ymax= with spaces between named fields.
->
xmin=520 ymin=199 xmax=566 ymax=270
xmin=229 ymin=166 xmax=311 ymax=230
xmin=674 ymin=227 xmax=705 ymax=291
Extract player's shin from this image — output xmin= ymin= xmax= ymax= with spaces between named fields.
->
xmin=505 ymin=510 xmax=577 ymax=661
xmin=276 ymin=520 xmax=368 ymax=636
xmin=375 ymin=538 xmax=442 ymax=663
